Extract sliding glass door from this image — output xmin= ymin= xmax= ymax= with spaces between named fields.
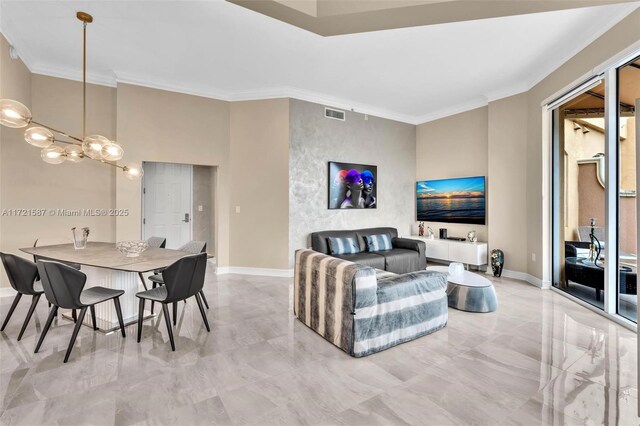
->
xmin=552 ymin=55 xmax=639 ymax=324
xmin=617 ymin=57 xmax=640 ymax=322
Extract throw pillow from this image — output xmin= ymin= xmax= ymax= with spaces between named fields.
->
xmin=365 ymin=234 xmax=392 ymax=252
xmin=327 ymin=237 xmax=360 ymax=255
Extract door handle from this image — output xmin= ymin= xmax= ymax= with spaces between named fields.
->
xmin=182 ymin=213 xmax=190 ymax=223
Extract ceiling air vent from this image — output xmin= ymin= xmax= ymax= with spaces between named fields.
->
xmin=325 ymin=107 xmax=345 ymax=121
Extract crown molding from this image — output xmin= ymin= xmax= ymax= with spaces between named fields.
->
xmin=413 ymin=97 xmax=489 ymax=124
xmin=3 ymin=2 xmax=637 ymax=127
xmin=30 ymin=64 xmax=117 ymax=88
xmin=115 ymin=73 xmax=420 ymax=124
xmin=525 ymin=2 xmax=640 ymax=91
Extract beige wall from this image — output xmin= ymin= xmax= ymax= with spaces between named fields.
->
xmin=416 ymin=9 xmax=640 ymax=280
xmin=416 ymin=106 xmax=489 ymax=242
xmin=1 ymin=34 xmax=117 ymax=287
xmin=115 ymin=83 xmax=231 ymax=267
xmin=417 ymin=96 xmax=529 ymax=274
xmin=229 ymin=99 xmax=290 ymax=269
xmin=192 ymin=165 xmax=214 ymax=250
xmin=487 ymin=94 xmax=528 ymax=274
xmin=525 ymin=8 xmax=640 ymax=281
xmin=0 ymin=34 xmax=32 ymax=287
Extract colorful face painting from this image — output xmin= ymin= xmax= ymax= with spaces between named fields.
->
xmin=328 ymin=162 xmax=377 ymax=210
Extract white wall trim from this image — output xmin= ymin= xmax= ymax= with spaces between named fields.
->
xmin=216 ymin=266 xmax=293 ymax=278
xmin=484 ymin=268 xmax=550 ymax=289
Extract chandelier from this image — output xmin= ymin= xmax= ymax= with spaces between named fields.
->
xmin=0 ymin=11 xmax=142 ymax=180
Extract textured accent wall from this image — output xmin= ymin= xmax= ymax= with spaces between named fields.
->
xmin=289 ymin=99 xmax=416 ymax=267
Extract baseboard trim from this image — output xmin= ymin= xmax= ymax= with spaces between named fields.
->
xmin=0 ymin=288 xmax=16 ymax=298
xmin=216 ymin=267 xmax=294 ymax=278
xmin=484 ymin=268 xmax=550 ymax=289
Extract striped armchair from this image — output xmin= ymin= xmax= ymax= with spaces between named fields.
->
xmin=294 ymin=249 xmax=448 ymax=357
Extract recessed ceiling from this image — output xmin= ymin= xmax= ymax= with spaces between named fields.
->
xmin=230 ymin=0 xmax=638 ymax=36
xmin=1 ymin=1 xmax=638 ymax=124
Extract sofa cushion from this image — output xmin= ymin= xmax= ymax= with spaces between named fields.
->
xmin=375 ymin=248 xmax=421 ymax=275
xmin=311 ymin=230 xmax=359 ymax=254
xmin=355 ymin=228 xmax=398 ymax=252
xmin=334 ymin=252 xmax=385 ymax=270
xmin=364 ymin=234 xmax=393 ymax=252
xmin=327 ymin=237 xmax=360 ymax=255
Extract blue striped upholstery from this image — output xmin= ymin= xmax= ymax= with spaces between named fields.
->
xmin=294 ymin=249 xmax=448 ymax=357
xmin=365 ymin=234 xmax=392 ymax=252
xmin=327 ymin=237 xmax=360 ymax=255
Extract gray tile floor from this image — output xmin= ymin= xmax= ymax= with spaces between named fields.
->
xmin=0 ymin=266 xmax=638 ymax=425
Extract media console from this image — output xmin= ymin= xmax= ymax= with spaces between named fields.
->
xmin=406 ymin=235 xmax=488 ymax=267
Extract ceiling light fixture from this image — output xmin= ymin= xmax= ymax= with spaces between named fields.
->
xmin=0 ymin=11 xmax=142 ymax=180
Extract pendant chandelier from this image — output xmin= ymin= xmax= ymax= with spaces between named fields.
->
xmin=0 ymin=11 xmax=142 ymax=180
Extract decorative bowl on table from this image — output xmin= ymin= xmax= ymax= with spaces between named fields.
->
xmin=116 ymin=240 xmax=149 ymax=257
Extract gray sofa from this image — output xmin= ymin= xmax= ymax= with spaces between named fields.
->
xmin=310 ymin=227 xmax=426 ymax=274
xmin=295 ymin=249 xmax=448 ymax=357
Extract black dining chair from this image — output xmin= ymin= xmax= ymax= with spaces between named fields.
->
xmin=35 ymin=260 xmax=127 ymax=363
xmin=0 ymin=253 xmax=45 ymax=341
xmin=33 ymin=237 xmax=82 ymax=321
xmin=148 ymin=241 xmax=210 ymax=318
xmin=137 ymin=236 xmax=168 ymax=291
xmin=136 ymin=252 xmax=209 ymax=351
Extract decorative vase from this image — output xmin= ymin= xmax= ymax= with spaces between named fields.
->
xmin=448 ymin=262 xmax=464 ymax=277
xmin=71 ymin=227 xmax=89 ymax=250
xmin=467 ymin=230 xmax=477 ymax=243
xmin=490 ymin=249 xmax=504 ymax=277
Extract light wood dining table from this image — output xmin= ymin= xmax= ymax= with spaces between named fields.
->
xmin=20 ymin=242 xmax=200 ymax=333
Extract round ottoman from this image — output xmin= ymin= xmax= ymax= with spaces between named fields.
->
xmin=427 ymin=266 xmax=498 ymax=313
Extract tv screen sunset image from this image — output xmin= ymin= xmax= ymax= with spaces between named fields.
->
xmin=417 ymin=176 xmax=486 ymax=225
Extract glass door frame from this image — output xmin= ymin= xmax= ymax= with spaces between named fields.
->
xmin=546 ymin=49 xmax=640 ymax=331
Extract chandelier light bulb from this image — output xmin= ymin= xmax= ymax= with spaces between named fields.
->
xmin=0 ymin=99 xmax=32 ymax=128
xmin=101 ymin=142 xmax=124 ymax=161
xmin=82 ymin=134 xmax=110 ymax=160
xmin=64 ymin=145 xmax=84 ymax=163
xmin=41 ymin=145 xmax=66 ymax=164
xmin=24 ymin=127 xmax=54 ymax=148
xmin=0 ymin=13 xmax=139 ymax=181
xmin=123 ymin=162 xmax=143 ymax=181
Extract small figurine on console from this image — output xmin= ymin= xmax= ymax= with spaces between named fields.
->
xmin=418 ymin=222 xmax=425 ymax=237
xmin=426 ymin=227 xmax=434 ymax=239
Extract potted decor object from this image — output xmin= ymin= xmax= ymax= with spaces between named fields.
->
xmin=490 ymin=249 xmax=504 ymax=277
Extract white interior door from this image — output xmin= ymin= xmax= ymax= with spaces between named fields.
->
xmin=142 ymin=162 xmax=193 ymax=249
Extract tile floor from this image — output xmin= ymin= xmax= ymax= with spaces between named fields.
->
xmin=0 ymin=266 xmax=638 ymax=425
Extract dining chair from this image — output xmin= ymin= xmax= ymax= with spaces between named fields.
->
xmin=147 ymin=236 xmax=167 ymax=249
xmin=137 ymin=236 xmax=168 ymax=291
xmin=0 ymin=253 xmax=44 ymax=341
xmin=33 ymin=237 xmax=82 ymax=320
xmin=136 ymin=252 xmax=209 ymax=351
xmin=35 ymin=260 xmax=126 ymax=363
xmin=148 ymin=240 xmax=209 ymax=318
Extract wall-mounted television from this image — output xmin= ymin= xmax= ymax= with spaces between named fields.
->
xmin=416 ymin=176 xmax=486 ymax=225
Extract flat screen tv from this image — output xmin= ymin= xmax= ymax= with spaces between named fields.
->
xmin=416 ymin=176 xmax=486 ymax=225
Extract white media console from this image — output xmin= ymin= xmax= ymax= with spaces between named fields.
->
xmin=406 ymin=235 xmax=488 ymax=267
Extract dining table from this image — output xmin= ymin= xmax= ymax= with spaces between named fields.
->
xmin=20 ymin=241 xmax=201 ymax=333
